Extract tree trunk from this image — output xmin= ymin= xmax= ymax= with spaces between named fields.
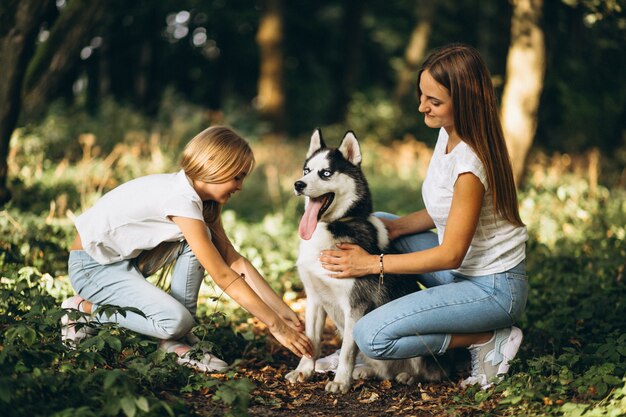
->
xmin=0 ymin=0 xmax=54 ymax=205
xmin=331 ymin=0 xmax=367 ymax=123
xmin=394 ymin=0 xmax=436 ymax=103
xmin=22 ymin=0 xmax=107 ymax=117
xmin=256 ymin=0 xmax=286 ymax=135
xmin=500 ymin=0 xmax=546 ymax=185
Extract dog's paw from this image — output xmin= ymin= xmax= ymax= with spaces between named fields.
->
xmin=285 ymin=369 xmax=312 ymax=384
xmin=325 ymin=380 xmax=351 ymax=394
xmin=352 ymin=365 xmax=375 ymax=380
xmin=395 ymin=372 xmax=415 ymax=385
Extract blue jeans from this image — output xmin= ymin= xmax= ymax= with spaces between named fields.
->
xmin=353 ymin=213 xmax=529 ymax=359
xmin=68 ymin=243 xmax=204 ymax=340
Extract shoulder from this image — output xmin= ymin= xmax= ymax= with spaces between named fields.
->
xmin=456 ymin=141 xmax=482 ymax=165
xmin=453 ymin=142 xmax=488 ymax=190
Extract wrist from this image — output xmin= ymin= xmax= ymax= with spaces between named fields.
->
xmin=372 ymin=254 xmax=380 ymax=275
xmin=266 ymin=314 xmax=282 ymax=332
xmin=378 ymin=253 xmax=386 ymax=284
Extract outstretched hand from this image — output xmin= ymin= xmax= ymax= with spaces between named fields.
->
xmin=320 ymin=243 xmax=377 ymax=279
xmin=279 ymin=307 xmax=305 ymax=332
xmin=269 ymin=319 xmax=313 ymax=358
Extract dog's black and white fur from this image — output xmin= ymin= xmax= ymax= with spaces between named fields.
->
xmin=285 ymin=129 xmax=448 ymax=393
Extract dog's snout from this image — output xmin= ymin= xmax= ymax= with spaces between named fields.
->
xmin=294 ymin=180 xmax=307 ymax=193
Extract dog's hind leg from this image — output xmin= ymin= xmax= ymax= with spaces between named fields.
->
xmin=285 ymin=296 xmax=326 ymax=384
xmin=352 ymin=364 xmax=376 ymax=380
xmin=325 ymin=313 xmax=358 ymax=394
xmin=395 ymin=372 xmax=416 ymax=385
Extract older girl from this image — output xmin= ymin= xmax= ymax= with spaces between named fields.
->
xmin=319 ymin=44 xmax=528 ymax=389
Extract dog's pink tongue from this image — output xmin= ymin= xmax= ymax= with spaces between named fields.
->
xmin=299 ymin=199 xmax=323 ymax=240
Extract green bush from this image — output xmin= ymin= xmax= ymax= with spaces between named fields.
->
xmin=0 ymin=267 xmax=254 ymax=417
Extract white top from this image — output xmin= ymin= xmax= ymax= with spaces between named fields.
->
xmin=75 ymin=170 xmax=207 ymax=265
xmin=421 ymin=128 xmax=527 ymax=276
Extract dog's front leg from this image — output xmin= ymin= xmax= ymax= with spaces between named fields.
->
xmin=285 ymin=296 xmax=326 ymax=384
xmin=325 ymin=314 xmax=358 ymax=394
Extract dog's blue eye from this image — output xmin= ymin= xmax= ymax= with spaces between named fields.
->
xmin=321 ymin=169 xmax=332 ymax=178
xmin=303 ymin=168 xmax=310 ymax=175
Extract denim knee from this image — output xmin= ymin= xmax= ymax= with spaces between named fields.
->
xmin=158 ymin=303 xmax=194 ymax=340
xmin=353 ymin=318 xmax=390 ymax=359
xmin=373 ymin=211 xmax=399 ymax=221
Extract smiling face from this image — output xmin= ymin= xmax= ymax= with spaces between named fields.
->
xmin=192 ymin=172 xmax=247 ymax=203
xmin=418 ymin=69 xmax=455 ymax=134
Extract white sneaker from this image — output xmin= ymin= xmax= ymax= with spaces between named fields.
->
xmin=314 ymin=349 xmax=366 ymax=373
xmin=60 ymin=295 xmax=94 ymax=347
xmin=176 ymin=350 xmax=229 ymax=373
xmin=161 ymin=340 xmax=229 ymax=373
xmin=461 ymin=327 xmax=523 ymax=389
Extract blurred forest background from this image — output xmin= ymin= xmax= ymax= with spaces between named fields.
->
xmin=1 ymin=1 xmax=626 ymax=417
xmin=2 ymin=0 xmax=626 ymax=194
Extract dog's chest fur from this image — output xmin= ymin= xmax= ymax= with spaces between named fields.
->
xmin=296 ymin=216 xmax=390 ymax=334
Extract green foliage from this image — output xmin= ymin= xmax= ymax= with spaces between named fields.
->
xmin=0 ymin=267 xmax=254 ymax=417
xmin=0 ymin=209 xmax=73 ymax=276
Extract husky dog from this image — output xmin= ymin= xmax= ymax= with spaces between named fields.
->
xmin=285 ymin=129 xmax=448 ymax=394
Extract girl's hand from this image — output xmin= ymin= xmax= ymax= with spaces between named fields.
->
xmin=268 ymin=320 xmax=313 ymax=358
xmin=320 ymin=243 xmax=378 ymax=279
xmin=279 ymin=308 xmax=305 ymax=332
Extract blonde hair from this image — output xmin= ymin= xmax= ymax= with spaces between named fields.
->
xmin=134 ymin=126 xmax=254 ymax=279
xmin=418 ymin=44 xmax=524 ymax=227
xmin=180 ymin=126 xmax=255 ymax=224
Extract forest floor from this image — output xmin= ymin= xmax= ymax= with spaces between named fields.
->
xmin=184 ymin=321 xmax=493 ymax=417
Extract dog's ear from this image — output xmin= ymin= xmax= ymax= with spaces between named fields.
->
xmin=338 ymin=131 xmax=362 ymax=166
xmin=307 ymin=129 xmax=326 ymax=158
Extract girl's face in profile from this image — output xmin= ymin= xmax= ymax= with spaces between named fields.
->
xmin=418 ymin=70 xmax=455 ymax=133
xmin=192 ymin=172 xmax=247 ymax=203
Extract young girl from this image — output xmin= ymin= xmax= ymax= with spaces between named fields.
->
xmin=61 ymin=126 xmax=313 ymax=371
xmin=318 ymin=44 xmax=529 ymax=389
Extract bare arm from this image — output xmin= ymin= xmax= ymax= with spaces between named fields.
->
xmin=171 ymin=216 xmax=312 ymax=357
xmin=380 ymin=209 xmax=436 ymax=241
xmin=210 ymin=218 xmax=304 ymax=331
xmin=231 ymin=257 xmax=304 ymax=330
xmin=321 ymin=172 xmax=484 ymax=276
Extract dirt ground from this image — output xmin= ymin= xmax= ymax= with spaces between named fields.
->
xmin=184 ymin=324 xmax=495 ymax=417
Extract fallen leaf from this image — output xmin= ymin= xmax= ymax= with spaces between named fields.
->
xmin=359 ymin=392 xmax=380 ymax=403
xmin=380 ymin=379 xmax=393 ymax=390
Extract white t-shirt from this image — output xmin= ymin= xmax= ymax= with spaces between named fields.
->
xmin=75 ymin=170 xmax=207 ymax=265
xmin=421 ymin=128 xmax=527 ymax=276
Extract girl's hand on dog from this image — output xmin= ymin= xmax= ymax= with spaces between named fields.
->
xmin=269 ymin=319 xmax=313 ymax=358
xmin=320 ymin=243 xmax=378 ymax=278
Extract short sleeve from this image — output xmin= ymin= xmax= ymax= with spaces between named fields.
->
xmin=452 ymin=145 xmax=489 ymax=191
xmin=162 ymin=194 xmax=204 ymax=221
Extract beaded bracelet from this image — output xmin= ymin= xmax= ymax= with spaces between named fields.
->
xmin=378 ymin=253 xmax=385 ymax=286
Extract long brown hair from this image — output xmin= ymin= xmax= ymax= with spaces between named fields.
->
xmin=135 ymin=126 xmax=255 ymax=279
xmin=418 ymin=44 xmax=524 ymax=227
